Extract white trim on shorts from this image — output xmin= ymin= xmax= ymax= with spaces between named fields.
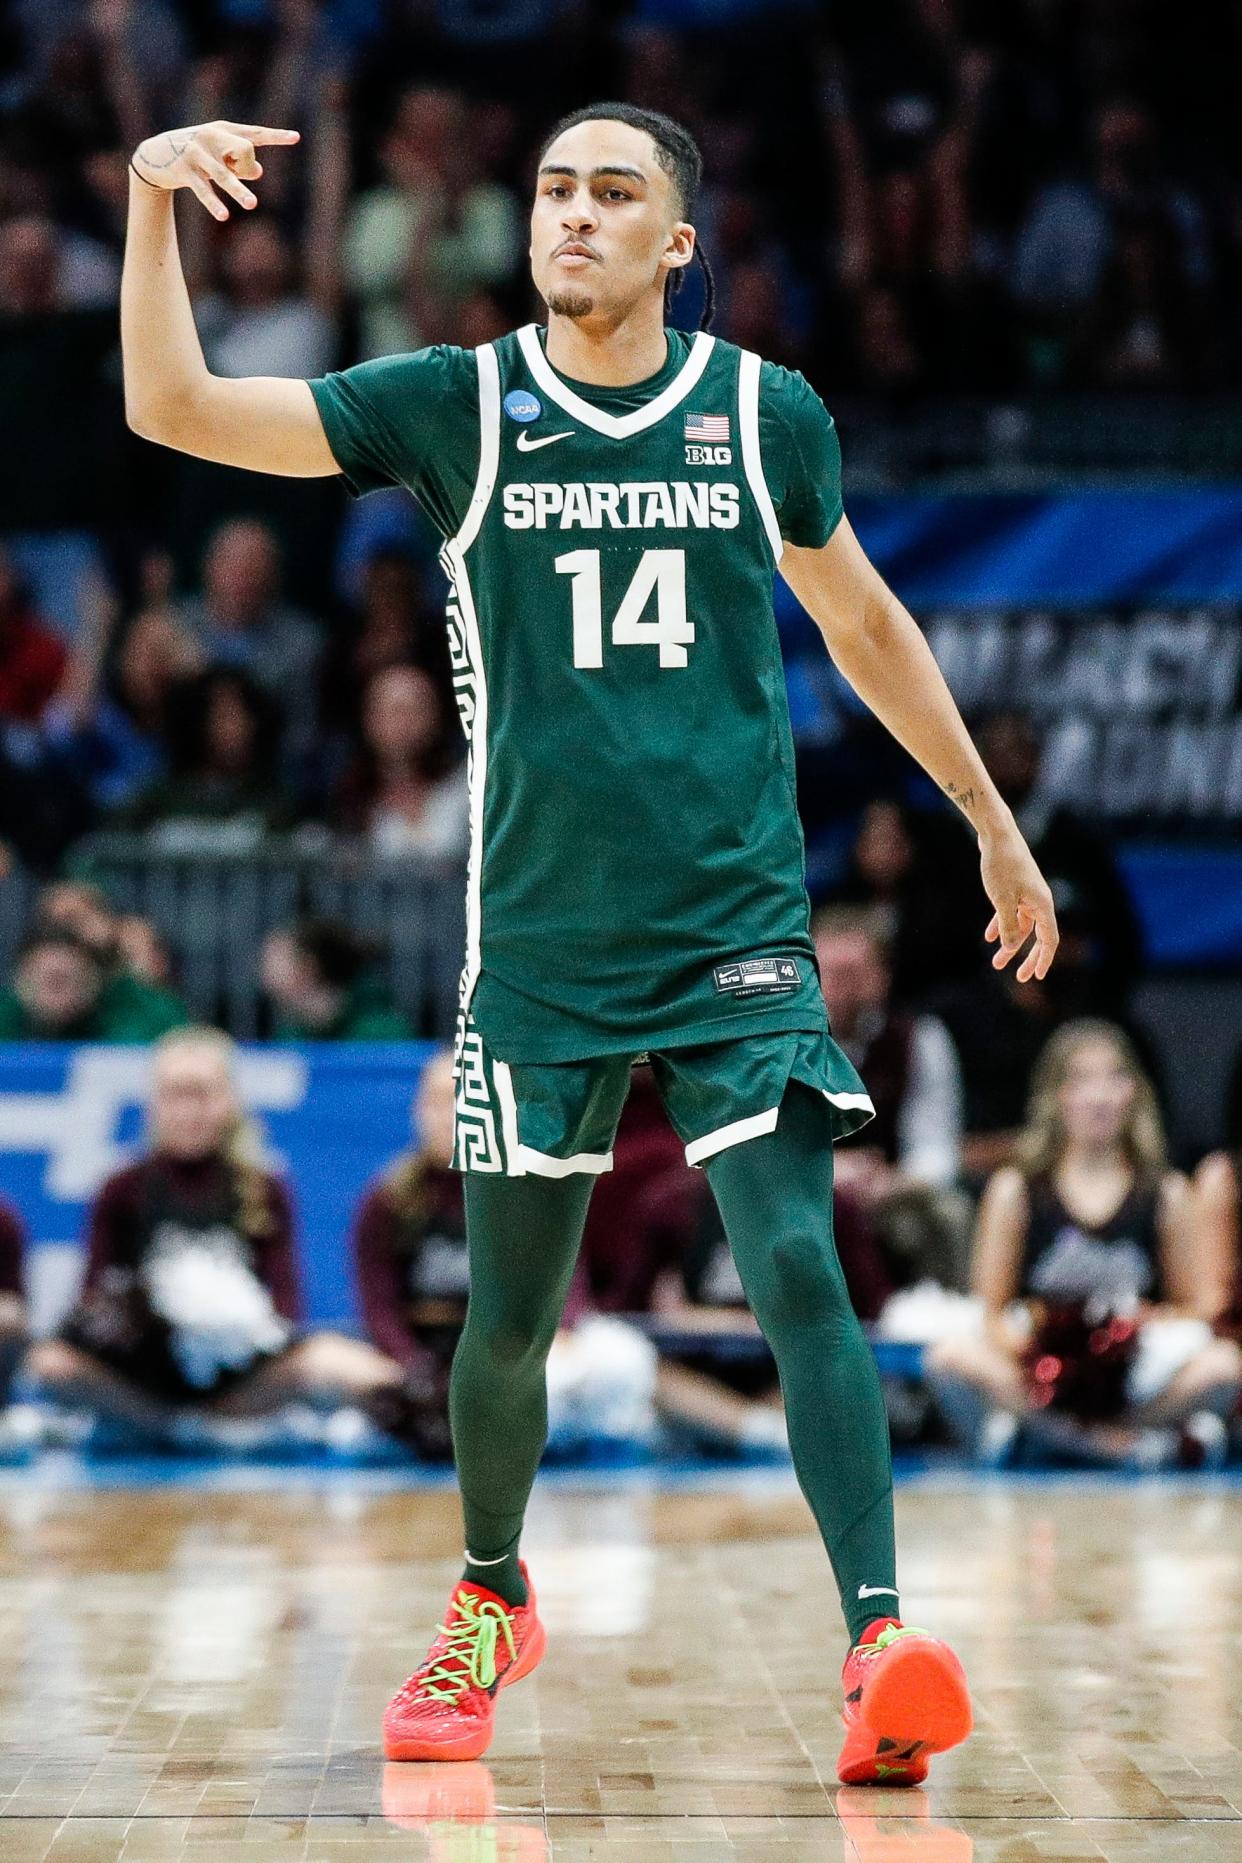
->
xmin=684 ymin=1086 xmax=877 ymax=1168
xmin=493 ymin=1056 xmax=614 ymax=1178
xmin=516 ymin=1145 xmax=615 ymax=1179
xmin=685 ymin=1107 xmax=781 ymax=1167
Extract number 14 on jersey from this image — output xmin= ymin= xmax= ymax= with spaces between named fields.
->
xmin=555 ymin=548 xmax=694 ymax=670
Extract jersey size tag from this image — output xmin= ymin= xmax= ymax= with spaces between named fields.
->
xmin=712 ymin=955 xmax=803 ymax=999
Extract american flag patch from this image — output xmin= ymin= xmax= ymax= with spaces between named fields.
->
xmin=684 ymin=412 xmax=731 ymax=442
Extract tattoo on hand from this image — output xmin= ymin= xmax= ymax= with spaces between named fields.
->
xmin=138 ymin=137 xmax=188 ymax=172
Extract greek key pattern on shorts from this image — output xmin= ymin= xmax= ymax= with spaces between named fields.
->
xmin=453 ymin=1015 xmax=505 ymax=1174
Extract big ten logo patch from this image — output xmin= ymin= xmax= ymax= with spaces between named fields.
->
xmin=684 ymin=443 xmax=732 ymax=466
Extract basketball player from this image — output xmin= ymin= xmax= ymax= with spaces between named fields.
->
xmin=122 ymin=101 xmax=1058 ymax=1785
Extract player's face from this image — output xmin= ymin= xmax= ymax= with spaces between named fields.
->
xmin=1057 ymin=1039 xmax=1137 ymax=1149
xmin=531 ymin=119 xmax=693 ymax=322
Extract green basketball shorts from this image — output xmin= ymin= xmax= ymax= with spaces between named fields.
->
xmin=451 ymin=1013 xmax=874 ymax=1178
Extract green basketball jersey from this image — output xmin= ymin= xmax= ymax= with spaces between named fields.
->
xmin=311 ymin=325 xmax=847 ymax=1064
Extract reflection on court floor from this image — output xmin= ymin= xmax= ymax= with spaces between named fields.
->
xmin=0 ymin=1464 xmax=1239 ymax=1858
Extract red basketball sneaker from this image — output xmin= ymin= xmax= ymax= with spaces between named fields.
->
xmin=383 ymin=1563 xmax=547 ymax=1762
xmin=836 ymin=1619 xmax=972 ymax=1786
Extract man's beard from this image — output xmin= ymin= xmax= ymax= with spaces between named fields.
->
xmin=546 ymin=288 xmax=595 ymax=319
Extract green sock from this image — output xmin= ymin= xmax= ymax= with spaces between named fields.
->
xmin=705 ymin=1084 xmax=900 ymax=1647
xmin=461 ymin=1519 xmax=526 ymax=1609
xmin=450 ymin=1170 xmax=596 ymax=1610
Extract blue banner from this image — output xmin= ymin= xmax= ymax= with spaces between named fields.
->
xmin=848 ymin=490 xmax=1242 ymax=608
xmin=0 ymin=1044 xmax=437 ymax=1330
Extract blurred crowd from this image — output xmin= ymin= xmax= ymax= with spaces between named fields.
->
xmin=5 ymin=2 xmax=1242 ymax=1468
xmin=4 ymin=1 xmax=1238 ymax=937
xmin=2 ymin=1005 xmax=1242 ymax=1474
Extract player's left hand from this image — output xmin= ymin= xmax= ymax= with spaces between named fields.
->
xmin=978 ymin=823 xmax=1059 ymax=982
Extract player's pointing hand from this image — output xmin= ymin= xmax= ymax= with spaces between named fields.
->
xmin=979 ymin=824 xmax=1059 ymax=983
xmin=130 ymin=122 xmax=300 ymax=222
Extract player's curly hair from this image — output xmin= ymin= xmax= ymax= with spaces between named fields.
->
xmin=537 ymin=102 xmax=716 ymax=330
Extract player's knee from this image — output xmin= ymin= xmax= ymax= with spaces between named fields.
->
xmin=468 ymin=1313 xmax=558 ymax=1374
xmin=751 ymin=1232 xmax=854 ymax=1342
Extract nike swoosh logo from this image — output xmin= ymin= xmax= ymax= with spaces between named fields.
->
xmin=857 ymin=1585 xmax=900 ymax=1599
xmin=516 ymin=429 xmax=574 ymax=452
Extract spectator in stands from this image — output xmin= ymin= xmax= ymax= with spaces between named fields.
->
xmin=648 ymin=1176 xmax=890 ymax=1456
xmin=580 ymin=1067 xmax=699 ymax=1314
xmin=1190 ymin=1107 xmax=1242 ymax=1359
xmin=343 ymin=85 xmax=520 ymax=359
xmin=816 ymin=906 xmax=968 ymax=1289
xmin=0 ymin=927 xmax=128 ymax=1042
xmin=332 ymin=664 xmax=468 ymax=859
xmin=352 ymin=1049 xmax=470 ymax=1457
xmin=0 ymin=212 xmax=121 ymax=533
xmin=0 ymin=1197 xmax=28 ymax=1412
xmin=193 ymin=218 xmax=336 ymax=382
xmin=835 ymin=799 xmax=983 ymax=1003
xmin=174 ymin=520 xmax=323 ymax=760
xmin=32 ymin=880 xmax=185 ymax=1040
xmin=1010 ymin=97 xmax=1211 ymax=389
xmin=0 ymin=726 xmax=93 ymax=878
xmin=27 ymin=1027 xmax=397 ymax=1443
xmin=927 ymin=1021 xmax=1240 ymax=1468
xmin=115 ymin=914 xmax=175 ymax=992
xmin=0 ymin=547 xmax=67 ymax=724
xmin=116 ymin=666 xmax=293 ymax=845
xmin=976 ymin=710 xmax=1143 ymax=1017
xmin=45 ymin=553 xmax=202 ymax=812
xmin=319 ymin=546 xmax=436 ymax=738
xmin=356 ymin=1051 xmax=652 ymax=1455
xmin=261 ymin=917 xmax=411 ymax=1041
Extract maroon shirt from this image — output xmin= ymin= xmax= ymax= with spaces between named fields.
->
xmin=355 ymin=1160 xmax=588 ymax=1367
xmin=0 ymin=607 xmax=67 ymax=723
xmin=82 ymin=1155 xmax=300 ymax=1320
xmin=0 ymin=1197 xmax=26 ymax=1299
xmin=582 ymin=1068 xmax=699 ymax=1312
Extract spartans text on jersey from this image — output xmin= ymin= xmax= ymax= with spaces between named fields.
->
xmin=502 ymin=480 xmax=740 ymax=530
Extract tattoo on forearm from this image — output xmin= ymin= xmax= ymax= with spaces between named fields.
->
xmin=944 ymin=779 xmax=977 ymax=816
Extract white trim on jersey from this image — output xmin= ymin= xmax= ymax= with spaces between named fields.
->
xmin=824 ymin=1090 xmax=876 ymax=1115
xmin=737 ymin=348 xmax=783 ymax=564
xmin=448 ymin=343 xmax=502 ymax=1013
xmin=516 ymin=323 xmax=716 ymax=440
xmin=458 ymin=343 xmax=502 ymax=550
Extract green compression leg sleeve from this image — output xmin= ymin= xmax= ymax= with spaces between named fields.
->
xmin=705 ymin=1085 xmax=899 ymax=1646
xmin=450 ymin=1170 xmax=595 ymax=1607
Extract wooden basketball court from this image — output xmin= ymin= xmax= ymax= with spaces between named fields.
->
xmin=0 ymin=1466 xmax=1238 ymax=1859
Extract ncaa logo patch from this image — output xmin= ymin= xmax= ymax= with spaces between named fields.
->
xmin=504 ymin=389 xmax=542 ymax=423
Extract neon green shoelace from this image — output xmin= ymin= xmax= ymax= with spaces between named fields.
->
xmin=413 ymin=1593 xmax=517 ymax=1702
xmin=857 ymin=1622 xmax=929 ymax=1658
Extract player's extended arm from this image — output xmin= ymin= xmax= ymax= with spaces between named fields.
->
xmin=121 ymin=121 xmax=339 ymax=476
xmin=781 ymin=517 xmax=1059 ymax=981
